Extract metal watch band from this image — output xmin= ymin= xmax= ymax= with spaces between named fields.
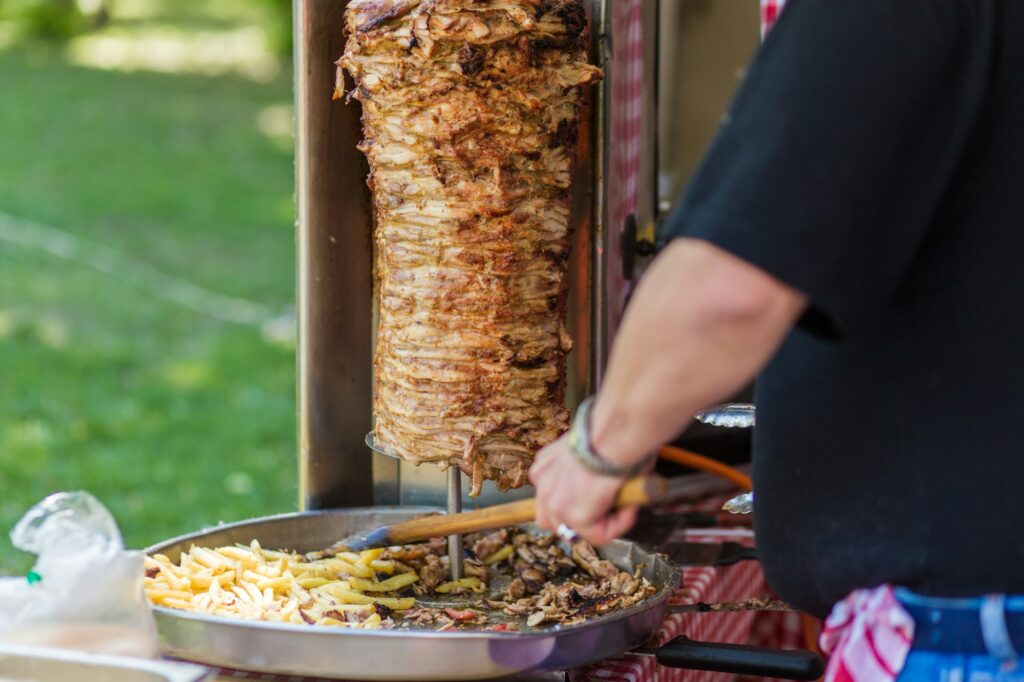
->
xmin=567 ymin=396 xmax=651 ymax=477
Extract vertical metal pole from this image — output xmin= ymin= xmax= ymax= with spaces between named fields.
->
xmin=295 ymin=0 xmax=376 ymax=510
xmin=447 ymin=466 xmax=464 ymax=581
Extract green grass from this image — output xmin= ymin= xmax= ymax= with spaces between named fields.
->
xmin=0 ymin=3 xmax=298 ymax=574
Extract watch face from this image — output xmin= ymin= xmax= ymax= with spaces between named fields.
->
xmin=568 ymin=424 xmax=583 ymax=450
xmin=568 ymin=400 xmax=587 ymax=441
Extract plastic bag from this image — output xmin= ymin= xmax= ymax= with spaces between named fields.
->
xmin=0 ymin=491 xmax=159 ymax=657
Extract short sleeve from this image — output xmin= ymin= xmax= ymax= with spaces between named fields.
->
xmin=661 ymin=0 xmax=994 ymax=338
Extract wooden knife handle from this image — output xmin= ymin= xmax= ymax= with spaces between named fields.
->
xmin=618 ymin=474 xmax=668 ymax=506
xmin=386 ymin=474 xmax=667 ymax=546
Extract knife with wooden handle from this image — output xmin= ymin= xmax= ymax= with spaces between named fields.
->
xmin=309 ymin=475 xmax=669 ymax=557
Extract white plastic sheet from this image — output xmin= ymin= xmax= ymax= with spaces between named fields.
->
xmin=0 ymin=492 xmax=159 ymax=657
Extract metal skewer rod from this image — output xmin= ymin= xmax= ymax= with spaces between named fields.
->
xmin=364 ymin=433 xmax=466 ymax=580
xmin=447 ymin=466 xmax=464 ymax=581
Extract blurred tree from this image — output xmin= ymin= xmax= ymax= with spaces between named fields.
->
xmin=2 ymin=0 xmax=108 ymax=40
xmin=263 ymin=0 xmax=293 ymax=58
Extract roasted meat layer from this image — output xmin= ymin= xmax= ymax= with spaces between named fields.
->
xmin=339 ymin=0 xmax=601 ymax=495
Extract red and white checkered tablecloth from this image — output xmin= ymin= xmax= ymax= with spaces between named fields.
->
xmin=603 ymin=0 xmax=645 ymax=341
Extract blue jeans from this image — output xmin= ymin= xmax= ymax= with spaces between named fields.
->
xmin=896 ymin=589 xmax=1024 ymax=682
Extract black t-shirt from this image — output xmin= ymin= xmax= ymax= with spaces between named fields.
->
xmin=663 ymin=0 xmax=1024 ymax=617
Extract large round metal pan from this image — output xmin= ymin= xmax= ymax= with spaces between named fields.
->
xmin=147 ymin=507 xmax=680 ymax=681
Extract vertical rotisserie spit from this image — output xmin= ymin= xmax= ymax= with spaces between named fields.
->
xmin=339 ymin=0 xmax=601 ymax=496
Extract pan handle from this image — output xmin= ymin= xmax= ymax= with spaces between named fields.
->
xmin=656 ymin=636 xmax=825 ymax=680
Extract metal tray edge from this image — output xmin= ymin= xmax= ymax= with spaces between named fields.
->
xmin=0 ymin=643 xmax=212 ymax=682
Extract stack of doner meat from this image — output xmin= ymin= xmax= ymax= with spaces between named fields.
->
xmin=338 ymin=1 xmax=602 ymax=496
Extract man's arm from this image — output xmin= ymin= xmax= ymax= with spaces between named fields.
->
xmin=591 ymin=237 xmax=806 ymax=466
xmin=529 ymin=237 xmax=806 ymax=544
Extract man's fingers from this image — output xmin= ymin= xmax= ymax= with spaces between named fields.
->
xmin=576 ymin=506 xmax=639 ymax=546
xmin=575 ymin=522 xmax=607 ymax=546
xmin=528 ymin=442 xmax=559 ymax=484
xmin=603 ymin=506 xmax=639 ymax=541
xmin=534 ymin=496 xmax=556 ymax=532
xmin=527 ymin=457 xmax=547 ymax=484
xmin=542 ymin=479 xmax=622 ymax=530
xmin=531 ymin=435 xmax=625 ymax=540
xmin=562 ymin=508 xmax=598 ymax=529
xmin=528 ymin=463 xmax=548 ymax=486
xmin=547 ymin=492 xmax=580 ymax=528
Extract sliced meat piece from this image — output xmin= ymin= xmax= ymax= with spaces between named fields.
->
xmin=471 ymin=529 xmax=509 ymax=560
xmin=571 ymin=541 xmax=619 ymax=580
xmin=419 ymin=554 xmax=448 ymax=590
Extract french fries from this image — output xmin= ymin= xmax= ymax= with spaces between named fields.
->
xmin=483 ymin=545 xmax=514 ymax=566
xmin=348 ymin=572 xmax=419 ymax=593
xmin=144 ymin=541 xmax=420 ymax=630
xmin=434 ymin=577 xmax=485 ymax=594
xmin=314 ymin=584 xmax=417 ymax=610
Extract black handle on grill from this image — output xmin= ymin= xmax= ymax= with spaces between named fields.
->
xmin=656 ymin=636 xmax=825 ymax=680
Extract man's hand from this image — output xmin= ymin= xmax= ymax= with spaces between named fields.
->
xmin=528 ymin=434 xmax=639 ymax=546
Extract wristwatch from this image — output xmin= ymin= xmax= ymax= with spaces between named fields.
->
xmin=567 ymin=396 xmax=653 ymax=477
